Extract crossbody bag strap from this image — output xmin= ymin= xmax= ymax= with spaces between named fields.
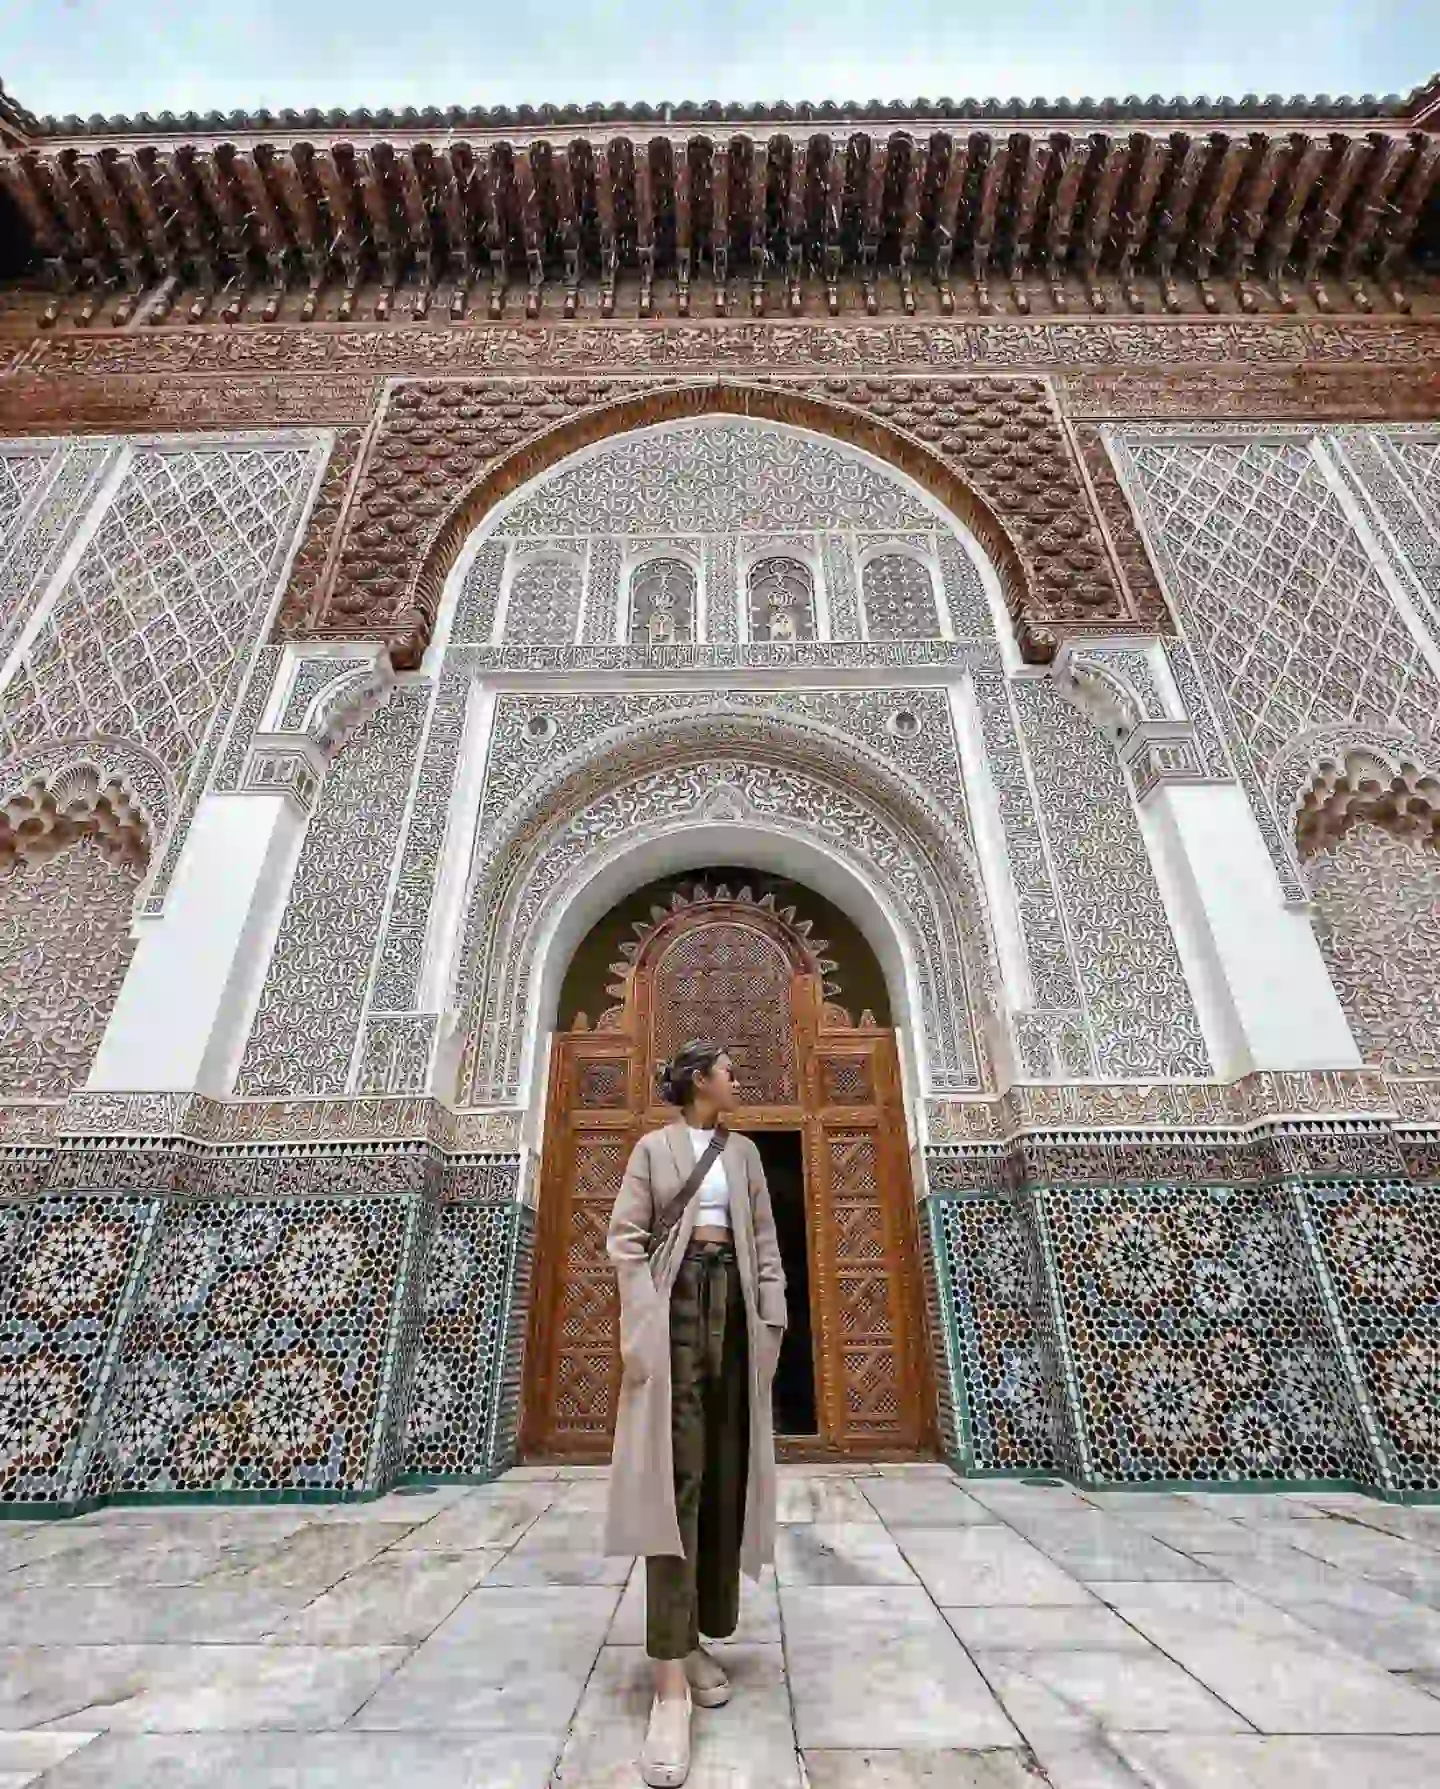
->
xmin=649 ymin=1126 xmax=729 ymax=1255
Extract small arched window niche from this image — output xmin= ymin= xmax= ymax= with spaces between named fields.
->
xmin=861 ymin=551 xmax=942 ymax=641
xmin=747 ymin=557 xmax=817 ymax=643
xmin=628 ymin=556 xmax=698 ymax=647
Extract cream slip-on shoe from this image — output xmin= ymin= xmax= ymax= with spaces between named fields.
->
xmin=685 ymin=1645 xmax=731 ymax=1707
xmin=640 ymin=1684 xmax=693 ymax=1788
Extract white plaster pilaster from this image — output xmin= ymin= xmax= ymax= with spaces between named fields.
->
xmin=1137 ymin=780 xmax=1361 ymax=1079
xmin=88 ymin=790 xmax=306 ymax=1096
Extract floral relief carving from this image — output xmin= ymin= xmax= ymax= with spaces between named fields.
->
xmin=237 ymin=689 xmax=427 ymax=1096
xmin=0 ymin=841 xmax=143 ymax=1099
xmin=503 ymin=554 xmax=583 ymax=644
xmin=1012 ymin=678 xmax=1210 ymax=1078
xmin=322 ymin=379 xmax=1125 ymax=666
xmin=1309 ymin=822 xmax=1440 ymax=1074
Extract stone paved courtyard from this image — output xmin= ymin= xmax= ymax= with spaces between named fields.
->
xmin=5 ymin=1464 xmax=1440 ymax=1785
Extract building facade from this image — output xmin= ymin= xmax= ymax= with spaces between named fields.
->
xmin=2 ymin=79 xmax=1440 ymax=1511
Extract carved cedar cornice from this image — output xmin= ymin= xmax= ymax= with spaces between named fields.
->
xmin=4 ymin=114 xmax=1437 ymax=328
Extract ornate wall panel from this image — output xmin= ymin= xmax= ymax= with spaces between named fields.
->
xmin=1117 ymin=435 xmax=1440 ymax=779
xmin=0 ymin=443 xmax=113 ymax=672
xmin=926 ymin=1187 xmax=1064 ymax=1473
xmin=861 ymin=553 xmax=941 ymax=640
xmin=0 ymin=450 xmax=48 ymax=537
xmin=320 ymin=380 xmax=1126 ymax=664
xmin=452 ymin=540 xmax=507 ymax=644
xmin=82 ymin=1193 xmax=420 ymax=1499
xmin=1012 ymin=678 xmax=1210 ymax=1078
xmin=498 ymin=419 xmax=933 ymax=536
xmin=1305 ymin=1181 xmax=1440 ymax=1492
xmin=1041 ymin=1181 xmax=1373 ymax=1484
xmin=405 ymin=1164 xmax=524 ymax=1476
xmin=0 ymin=1192 xmax=155 ymax=1506
xmin=454 ymin=689 xmax=997 ymax=1104
xmin=1309 ymin=824 xmax=1440 ymax=1074
xmin=0 ymin=841 xmax=142 ymax=1098
xmin=369 ymin=669 xmax=470 ymax=1015
xmin=237 ymin=688 xmax=427 ymax=1096
xmin=503 ymin=554 xmax=583 ymax=644
xmin=747 ymin=557 xmax=815 ymax=643
xmin=0 ymin=445 xmax=316 ymax=775
xmin=628 ymin=556 xmax=697 ymax=645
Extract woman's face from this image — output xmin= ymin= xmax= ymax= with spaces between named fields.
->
xmin=694 ymin=1052 xmax=739 ymax=1113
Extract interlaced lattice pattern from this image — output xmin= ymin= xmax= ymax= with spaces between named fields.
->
xmin=503 ymin=556 xmax=583 ymax=643
xmin=652 ymin=922 xmax=797 ymax=1104
xmin=0 ymin=453 xmax=47 ymax=542
xmin=0 ymin=448 xmax=312 ymax=773
xmin=861 ymin=553 xmax=941 ymax=640
xmin=1127 ymin=440 xmax=1440 ymax=775
xmin=1393 ymin=439 xmax=1440 ymax=517
xmin=0 ymin=840 xmax=141 ymax=1098
xmin=1309 ymin=822 xmax=1440 ymax=1074
xmin=747 ymin=557 xmax=816 ymax=641
xmin=628 ymin=557 xmax=697 ymax=645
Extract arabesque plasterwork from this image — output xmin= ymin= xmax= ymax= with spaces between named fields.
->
xmin=447 ymin=696 xmax=999 ymax=1104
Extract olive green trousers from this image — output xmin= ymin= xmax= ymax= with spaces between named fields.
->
xmin=645 ymin=1239 xmax=750 ymax=1660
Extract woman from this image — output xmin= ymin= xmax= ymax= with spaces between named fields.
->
xmin=604 ymin=1041 xmax=787 ymax=1789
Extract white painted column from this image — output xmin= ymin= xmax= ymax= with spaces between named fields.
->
xmin=88 ymin=791 xmax=304 ymax=1096
xmin=1138 ymin=781 xmax=1360 ymax=1079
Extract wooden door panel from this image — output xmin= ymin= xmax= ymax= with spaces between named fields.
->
xmin=524 ymin=905 xmax=934 ymax=1460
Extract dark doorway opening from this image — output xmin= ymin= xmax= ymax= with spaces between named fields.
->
xmin=752 ymin=1130 xmax=817 ymax=1437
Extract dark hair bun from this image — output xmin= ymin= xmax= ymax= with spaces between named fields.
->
xmin=657 ymin=1040 xmax=725 ymax=1107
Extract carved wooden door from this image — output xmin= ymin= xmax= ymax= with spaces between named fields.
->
xmin=521 ymin=1032 xmax=638 ymax=1458
xmin=522 ymin=891 xmax=934 ymax=1459
xmin=804 ymin=1031 xmax=931 ymax=1452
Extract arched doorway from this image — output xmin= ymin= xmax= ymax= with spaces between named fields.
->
xmin=521 ymin=871 xmax=936 ymax=1461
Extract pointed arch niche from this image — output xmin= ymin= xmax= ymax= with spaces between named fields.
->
xmin=429 ymin=402 xmax=1013 ymax=652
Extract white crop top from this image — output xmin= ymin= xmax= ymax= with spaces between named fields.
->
xmin=687 ymin=1127 xmax=731 ymax=1230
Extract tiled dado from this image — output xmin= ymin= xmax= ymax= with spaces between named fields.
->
xmin=0 ymin=1143 xmax=532 ymax=1517
xmin=925 ymin=1135 xmax=1440 ymax=1496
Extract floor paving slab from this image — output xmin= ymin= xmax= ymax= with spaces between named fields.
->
xmin=262 ymin=1549 xmax=505 ymax=1645
xmin=12 ymin=1469 xmax=1440 ymax=1785
xmin=892 ymin=1524 xmax=1094 ymax=1606
xmin=387 ymin=1483 xmax=559 ymax=1551
xmin=0 ymin=1584 xmax=314 ymax=1646
xmin=1110 ymin=1733 xmax=1440 ymax=1788
xmin=1099 ymin=1582 xmax=1440 ymax=1733
xmin=800 ymin=1748 xmax=1043 ymax=1786
xmin=34 ymin=1731 xmax=562 ymax=1789
xmin=941 ymin=1603 xmax=1157 ymax=1653
xmin=0 ymin=1643 xmax=408 ymax=1733
xmin=551 ymin=1642 xmax=801 ymax=1787
xmin=971 ymin=1647 xmax=1249 ymax=1742
xmin=350 ymin=1585 xmax=618 ymax=1735
xmin=776 ymin=1475 xmax=882 ymax=1523
xmin=859 ymin=1477 xmax=1001 ymax=1528
xmin=774 ymin=1521 xmax=919 ymax=1587
xmin=0 ymin=1734 xmax=100 ymax=1786
xmin=780 ymin=1585 xmax=1021 ymax=1750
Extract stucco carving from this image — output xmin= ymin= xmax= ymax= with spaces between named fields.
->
xmin=449 ymin=698 xmax=1005 ymax=1104
xmin=1309 ymin=822 xmax=1440 ymax=1075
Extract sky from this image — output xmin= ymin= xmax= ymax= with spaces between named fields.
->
xmin=4 ymin=0 xmax=1437 ymax=121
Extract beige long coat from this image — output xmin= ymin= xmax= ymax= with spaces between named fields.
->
xmin=603 ymin=1122 xmax=787 ymax=1579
